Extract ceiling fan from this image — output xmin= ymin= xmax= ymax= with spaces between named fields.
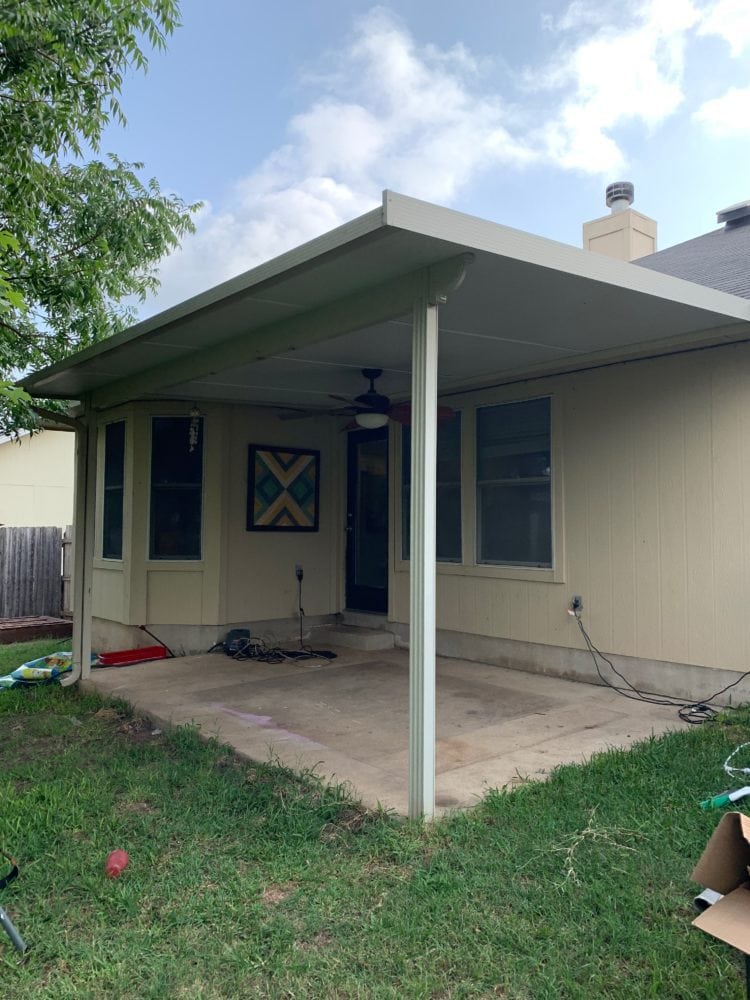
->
xmin=330 ymin=368 xmax=397 ymax=428
xmin=278 ymin=368 xmax=454 ymax=428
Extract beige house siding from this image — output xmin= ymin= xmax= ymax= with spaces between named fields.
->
xmin=92 ymin=401 xmax=226 ymax=628
xmin=0 ymin=430 xmax=74 ymax=527
xmin=91 ymin=402 xmax=343 ymax=632
xmin=221 ymin=405 xmax=343 ymax=624
xmin=391 ymin=340 xmax=750 ymax=674
xmin=89 ymin=340 xmax=750 ymax=678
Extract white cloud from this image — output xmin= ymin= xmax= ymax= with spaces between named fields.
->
xmin=151 ymin=7 xmax=535 ymax=312
xmin=693 ymin=84 xmax=750 ymax=135
xmin=538 ymin=0 xmax=700 ymax=174
xmin=698 ymin=0 xmax=750 ymax=56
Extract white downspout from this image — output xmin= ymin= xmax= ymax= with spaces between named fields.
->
xmin=62 ymin=408 xmax=97 ymax=686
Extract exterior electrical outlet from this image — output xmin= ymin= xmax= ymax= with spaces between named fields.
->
xmin=571 ymin=595 xmax=583 ymax=612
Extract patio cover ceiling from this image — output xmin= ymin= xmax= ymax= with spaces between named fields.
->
xmin=22 ymin=191 xmax=750 ymax=409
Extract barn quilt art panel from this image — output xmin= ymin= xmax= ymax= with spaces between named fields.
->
xmin=247 ymin=445 xmax=320 ymax=532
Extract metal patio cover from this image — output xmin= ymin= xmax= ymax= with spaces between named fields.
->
xmin=22 ymin=191 xmax=750 ymax=408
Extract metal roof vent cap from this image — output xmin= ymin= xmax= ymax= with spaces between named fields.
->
xmin=717 ymin=200 xmax=750 ymax=230
xmin=606 ymin=181 xmax=635 ymax=214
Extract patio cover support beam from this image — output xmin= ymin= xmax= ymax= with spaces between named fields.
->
xmin=90 ymin=255 xmax=472 ymax=411
xmin=408 ymin=291 xmax=439 ymax=819
xmin=64 ymin=407 xmax=97 ymax=686
xmin=407 ymin=253 xmax=472 ymax=819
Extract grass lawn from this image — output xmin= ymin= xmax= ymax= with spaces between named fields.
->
xmin=1 ymin=638 xmax=748 ymax=998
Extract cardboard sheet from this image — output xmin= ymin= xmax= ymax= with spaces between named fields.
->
xmin=693 ymin=886 xmax=750 ymax=955
xmin=692 ymin=812 xmax=750 ymax=953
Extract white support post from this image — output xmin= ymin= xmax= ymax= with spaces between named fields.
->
xmin=408 ymin=293 xmax=439 ymax=820
xmin=66 ymin=411 xmax=97 ymax=685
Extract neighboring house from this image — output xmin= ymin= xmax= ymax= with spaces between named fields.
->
xmin=21 ymin=186 xmax=750 ymax=816
xmin=0 ymin=429 xmax=74 ymax=527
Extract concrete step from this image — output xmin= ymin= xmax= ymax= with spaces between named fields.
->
xmin=315 ymin=625 xmax=395 ymax=651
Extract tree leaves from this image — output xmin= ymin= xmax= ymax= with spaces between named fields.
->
xmin=0 ymin=1 xmax=198 ymax=433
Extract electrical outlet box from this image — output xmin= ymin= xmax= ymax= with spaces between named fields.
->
xmin=295 ymin=564 xmax=304 ymax=581
xmin=571 ymin=595 xmax=583 ymax=612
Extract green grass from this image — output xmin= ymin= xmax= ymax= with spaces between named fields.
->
xmin=1 ymin=648 xmax=748 ymax=998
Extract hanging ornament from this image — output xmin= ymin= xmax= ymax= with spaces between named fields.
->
xmin=188 ymin=406 xmax=201 ymax=452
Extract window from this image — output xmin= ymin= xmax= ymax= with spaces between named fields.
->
xmin=102 ymin=421 xmax=125 ymax=559
xmin=402 ymin=413 xmax=462 ymax=562
xmin=149 ymin=416 xmax=203 ymax=560
xmin=476 ymin=397 xmax=551 ymax=567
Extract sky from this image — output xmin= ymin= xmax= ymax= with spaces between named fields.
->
xmin=100 ymin=0 xmax=750 ymax=316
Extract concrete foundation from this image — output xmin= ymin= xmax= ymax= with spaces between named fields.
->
xmin=92 ymin=614 xmax=338 ymax=656
xmin=384 ymin=623 xmax=750 ymax=707
xmin=92 ymin=612 xmax=750 ymax=707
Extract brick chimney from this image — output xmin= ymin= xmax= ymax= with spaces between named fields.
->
xmin=583 ymin=182 xmax=657 ymax=261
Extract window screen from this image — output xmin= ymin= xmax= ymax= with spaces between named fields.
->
xmin=476 ymin=398 xmax=551 ymax=567
xmin=402 ymin=413 xmax=462 ymax=562
xmin=102 ymin=421 xmax=125 ymax=559
xmin=149 ymin=416 xmax=203 ymax=560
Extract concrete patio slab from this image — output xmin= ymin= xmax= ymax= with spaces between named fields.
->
xmin=87 ymin=647 xmax=683 ymax=815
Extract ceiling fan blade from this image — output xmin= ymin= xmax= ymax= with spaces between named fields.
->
xmin=387 ymin=402 xmax=456 ymax=426
xmin=387 ymin=402 xmax=411 ymax=425
xmin=329 ymin=394 xmax=357 ymax=405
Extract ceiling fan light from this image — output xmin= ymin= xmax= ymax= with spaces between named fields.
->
xmin=355 ymin=411 xmax=389 ymax=429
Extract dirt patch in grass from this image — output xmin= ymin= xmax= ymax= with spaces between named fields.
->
xmin=10 ymin=733 xmax=70 ymax=763
xmin=319 ymin=805 xmax=372 ymax=842
xmin=118 ymin=799 xmax=156 ymax=815
xmin=261 ymin=882 xmax=298 ymax=905
xmin=93 ymin=706 xmax=123 ymax=723
xmin=295 ymin=930 xmax=334 ymax=951
xmin=116 ymin=716 xmax=162 ymax=743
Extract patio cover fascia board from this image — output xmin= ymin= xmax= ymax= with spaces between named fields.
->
xmin=21 ymin=190 xmax=750 ymax=409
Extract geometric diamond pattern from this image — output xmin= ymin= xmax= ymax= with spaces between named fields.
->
xmin=248 ymin=446 xmax=319 ymax=531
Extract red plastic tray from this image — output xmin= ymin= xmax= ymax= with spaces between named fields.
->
xmin=97 ymin=645 xmax=169 ymax=666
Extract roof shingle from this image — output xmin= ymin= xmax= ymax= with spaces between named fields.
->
xmin=635 ymin=221 xmax=750 ymax=299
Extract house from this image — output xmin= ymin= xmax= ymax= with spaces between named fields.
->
xmin=0 ymin=429 xmax=74 ymax=528
xmin=20 ymin=188 xmax=750 ymax=817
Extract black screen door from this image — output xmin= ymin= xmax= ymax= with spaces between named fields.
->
xmin=346 ymin=427 xmax=388 ymax=613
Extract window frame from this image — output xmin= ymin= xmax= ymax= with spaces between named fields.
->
xmin=393 ymin=391 xmax=564 ymax=584
xmin=148 ymin=414 xmax=205 ymax=562
xmin=101 ymin=419 xmax=126 ymax=561
xmin=475 ymin=395 xmax=553 ymax=570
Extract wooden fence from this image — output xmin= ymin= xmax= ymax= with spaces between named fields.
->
xmin=62 ymin=525 xmax=73 ymax=616
xmin=0 ymin=526 xmax=65 ymax=618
